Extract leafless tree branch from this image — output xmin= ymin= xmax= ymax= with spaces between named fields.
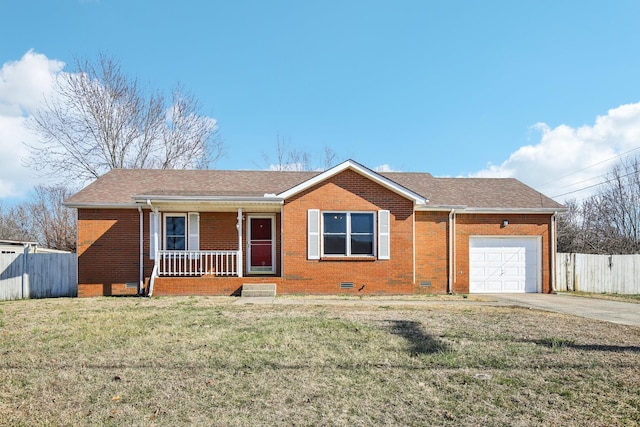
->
xmin=25 ymin=53 xmax=223 ymax=186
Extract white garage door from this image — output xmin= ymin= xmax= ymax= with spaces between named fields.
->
xmin=469 ymin=237 xmax=539 ymax=293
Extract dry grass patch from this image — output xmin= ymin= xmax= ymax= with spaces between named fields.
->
xmin=0 ymin=296 xmax=638 ymax=426
xmin=561 ymin=291 xmax=640 ymax=303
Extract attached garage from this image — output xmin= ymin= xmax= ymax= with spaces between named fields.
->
xmin=469 ymin=237 xmax=540 ymax=293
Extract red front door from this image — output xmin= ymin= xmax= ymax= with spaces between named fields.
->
xmin=248 ymin=216 xmax=274 ymax=273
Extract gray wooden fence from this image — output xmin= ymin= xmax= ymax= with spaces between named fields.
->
xmin=0 ymin=252 xmax=77 ymax=301
xmin=556 ymin=253 xmax=640 ymax=294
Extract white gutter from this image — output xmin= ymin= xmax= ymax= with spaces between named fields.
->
xmin=412 ymin=204 xmax=416 ymax=284
xmin=448 ymin=209 xmax=455 ymax=294
xmin=133 ymin=195 xmax=285 ymax=203
xmin=146 ymin=199 xmax=159 ymax=297
xmin=415 ymin=205 xmax=466 ymax=211
xmin=453 ymin=207 xmax=566 ymax=214
xmin=415 ymin=206 xmax=565 ymax=214
xmin=138 ymin=206 xmax=144 ymax=295
xmin=63 ymin=202 xmax=140 ymax=209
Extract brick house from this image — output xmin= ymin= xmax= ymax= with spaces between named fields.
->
xmin=65 ymin=159 xmax=564 ymax=297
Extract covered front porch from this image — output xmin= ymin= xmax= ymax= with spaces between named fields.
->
xmin=142 ymin=198 xmax=283 ymax=295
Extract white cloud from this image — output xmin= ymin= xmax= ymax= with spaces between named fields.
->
xmin=470 ymin=103 xmax=640 ymax=202
xmin=374 ymin=164 xmax=398 ymax=173
xmin=0 ymin=50 xmax=64 ymax=200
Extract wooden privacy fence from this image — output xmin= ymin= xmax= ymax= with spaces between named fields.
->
xmin=0 ymin=252 xmax=77 ymax=301
xmin=556 ymin=253 xmax=640 ymax=294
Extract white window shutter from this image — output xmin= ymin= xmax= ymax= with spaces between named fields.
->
xmin=188 ymin=212 xmax=200 ymax=251
xmin=149 ymin=212 xmax=159 ymax=260
xmin=308 ymin=209 xmax=320 ymax=260
xmin=378 ymin=210 xmax=390 ymax=260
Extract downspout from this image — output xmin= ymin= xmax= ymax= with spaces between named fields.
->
xmin=147 ymin=199 xmax=159 ymax=296
xmin=551 ymin=212 xmax=557 ymax=293
xmin=138 ymin=206 xmax=144 ymax=295
xmin=448 ymin=209 xmax=455 ymax=294
xmin=412 ymin=205 xmax=416 ymax=285
xmin=280 ymin=206 xmax=284 ymax=280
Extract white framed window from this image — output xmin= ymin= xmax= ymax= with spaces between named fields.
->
xmin=322 ymin=212 xmax=375 ymax=256
xmin=162 ymin=213 xmax=200 ymax=251
xmin=164 ymin=214 xmax=187 ymax=250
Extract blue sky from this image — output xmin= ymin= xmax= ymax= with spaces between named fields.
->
xmin=2 ymin=0 xmax=640 ymax=203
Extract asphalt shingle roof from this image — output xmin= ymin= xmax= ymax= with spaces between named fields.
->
xmin=65 ymin=168 xmax=563 ymax=210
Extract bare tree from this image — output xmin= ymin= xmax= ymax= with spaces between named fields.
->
xmin=0 ymin=186 xmax=76 ymax=251
xmin=27 ymin=185 xmax=76 ymax=252
xmin=26 ymin=53 xmax=223 ymax=185
xmin=557 ymin=156 xmax=640 ymax=254
xmin=262 ymin=133 xmax=310 ymax=171
xmin=261 ymin=133 xmax=339 ymax=171
xmin=0 ymin=203 xmax=36 ymax=243
xmin=596 ymin=156 xmax=640 ymax=253
xmin=322 ymin=146 xmax=338 ymax=170
xmin=556 ymin=198 xmax=580 ymax=253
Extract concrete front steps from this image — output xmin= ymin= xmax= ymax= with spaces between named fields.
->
xmin=241 ymin=283 xmax=277 ymax=298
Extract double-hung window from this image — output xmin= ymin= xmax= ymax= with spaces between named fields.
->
xmin=323 ymin=212 xmax=374 ymax=256
xmin=149 ymin=212 xmax=199 ymax=260
xmin=165 ymin=214 xmax=186 ymax=250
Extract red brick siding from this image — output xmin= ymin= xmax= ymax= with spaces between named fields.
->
xmin=415 ymin=211 xmax=450 ymax=294
xmin=77 ymin=209 xmax=141 ymax=297
xmin=152 ymin=276 xmax=282 ymax=296
xmin=199 ymin=212 xmax=239 ymax=251
xmin=78 ymin=209 xmax=281 ymax=296
xmin=280 ymin=169 xmax=415 ymax=294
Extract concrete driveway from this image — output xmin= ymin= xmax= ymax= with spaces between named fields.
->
xmin=481 ymin=293 xmax=640 ymax=327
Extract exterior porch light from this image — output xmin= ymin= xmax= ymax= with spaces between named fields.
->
xmin=502 ymin=219 xmax=509 ymax=227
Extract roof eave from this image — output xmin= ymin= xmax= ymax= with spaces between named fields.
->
xmin=64 ymin=202 xmax=141 ymax=209
xmin=133 ymin=195 xmax=284 ymax=204
xmin=460 ymin=207 xmax=567 ymax=214
xmin=415 ymin=205 xmax=467 ymax=211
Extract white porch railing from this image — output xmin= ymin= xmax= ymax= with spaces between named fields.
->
xmin=157 ymin=250 xmax=239 ymax=277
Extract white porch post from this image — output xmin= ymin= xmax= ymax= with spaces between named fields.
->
xmin=237 ymin=208 xmax=243 ymax=277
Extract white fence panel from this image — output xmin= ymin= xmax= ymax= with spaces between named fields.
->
xmin=0 ymin=253 xmax=24 ymax=300
xmin=556 ymin=253 xmax=640 ymax=294
xmin=0 ymin=252 xmax=77 ymax=301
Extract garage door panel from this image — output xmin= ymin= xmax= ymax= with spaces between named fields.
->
xmin=485 ymin=267 xmax=502 ymax=277
xmin=503 ymin=266 xmax=520 ymax=276
xmin=486 ymin=253 xmax=503 ymax=263
xmin=503 ymin=281 xmax=523 ymax=292
xmin=485 ymin=281 xmax=503 ymax=292
xmin=470 ymin=267 xmax=486 ymax=277
xmin=469 ymin=237 xmax=538 ymax=293
xmin=470 ymin=253 xmax=486 ymax=263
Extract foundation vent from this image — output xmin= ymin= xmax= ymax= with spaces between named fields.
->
xmin=340 ymin=282 xmax=354 ymax=289
xmin=420 ymin=281 xmax=432 ymax=287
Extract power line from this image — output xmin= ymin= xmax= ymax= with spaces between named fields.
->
xmin=552 ymin=171 xmax=607 ymax=191
xmin=539 ymin=145 xmax=640 ymax=189
xmin=552 ymin=168 xmax=639 ymax=199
